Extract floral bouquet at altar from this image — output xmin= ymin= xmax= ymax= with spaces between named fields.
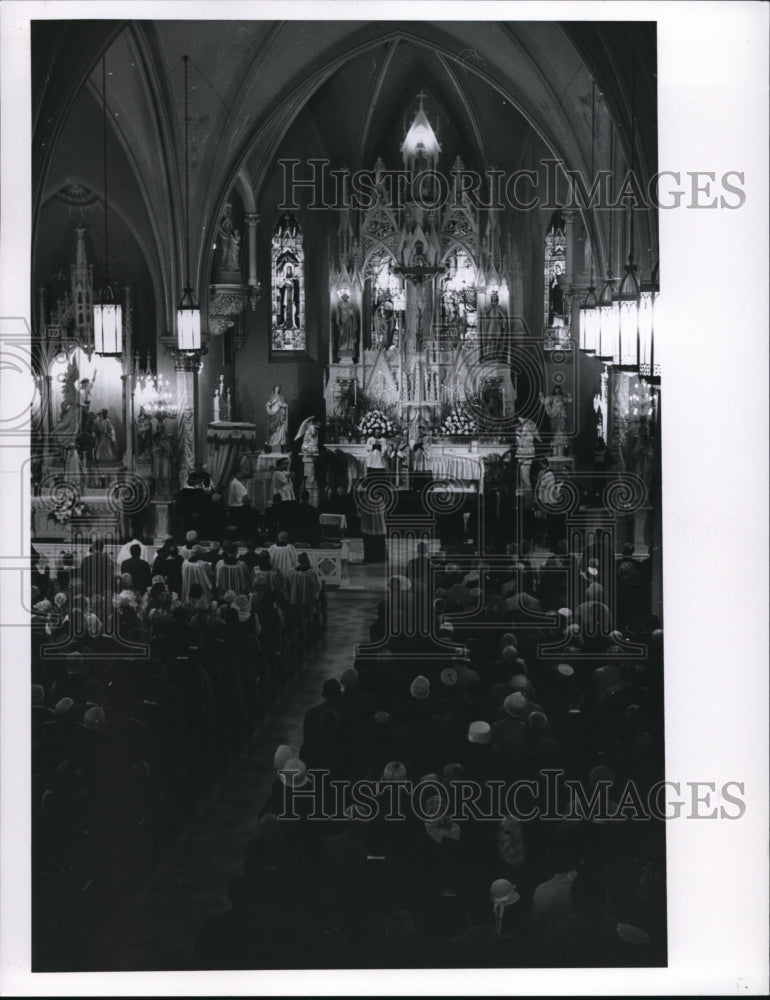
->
xmin=47 ymin=488 xmax=94 ymax=525
xmin=440 ymin=406 xmax=477 ymax=438
xmin=358 ymin=409 xmax=397 ymax=439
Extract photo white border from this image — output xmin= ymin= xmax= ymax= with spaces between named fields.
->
xmin=1 ymin=1 xmax=768 ymax=994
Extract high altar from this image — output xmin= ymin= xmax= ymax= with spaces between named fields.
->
xmin=323 ymin=97 xmax=520 ymax=484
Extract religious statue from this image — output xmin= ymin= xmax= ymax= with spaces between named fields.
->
xmin=514 ymin=416 xmax=541 ymax=490
xmin=406 ymin=281 xmax=430 ymax=353
xmin=483 ymin=290 xmax=508 ymax=356
xmin=136 ymin=406 xmax=153 ymax=458
xmin=93 ymin=408 xmax=118 ymax=463
xmin=514 ymin=416 xmax=541 ymax=454
xmin=337 ymin=292 xmax=358 ymax=358
xmin=151 ymin=426 xmax=176 ymax=494
xmin=63 ymin=443 xmax=84 ymax=484
xmin=295 ymin=416 xmax=321 ymax=457
xmin=54 ymin=358 xmax=83 ymax=442
xmin=265 ymin=385 xmax=289 ymax=452
xmin=540 ymin=384 xmax=573 ymax=455
xmin=78 ymin=375 xmax=95 ymax=411
xmin=55 ymin=400 xmax=80 ymax=442
xmin=217 ymin=203 xmax=235 ymax=274
xmin=373 ymin=298 xmax=397 ymax=350
xmin=224 ymin=229 xmax=241 ymax=272
xmin=447 ymin=298 xmax=466 ymax=343
xmin=548 ymin=272 xmax=568 ymax=327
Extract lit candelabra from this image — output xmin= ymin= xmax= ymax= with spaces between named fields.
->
xmin=135 ymin=371 xmax=177 ymax=422
xmin=628 ymin=378 xmax=654 ymax=419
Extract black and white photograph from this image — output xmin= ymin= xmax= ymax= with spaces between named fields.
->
xmin=0 ymin=1 xmax=767 ymax=994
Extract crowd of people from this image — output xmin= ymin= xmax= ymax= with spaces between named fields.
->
xmin=29 ymin=529 xmax=326 ymax=970
xmin=193 ymin=537 xmax=666 ymax=969
xmin=30 ymin=487 xmax=664 ymax=971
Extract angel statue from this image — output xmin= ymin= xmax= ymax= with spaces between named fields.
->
xmin=54 ymin=358 xmax=82 ymax=442
xmin=295 ymin=416 xmax=320 ymax=457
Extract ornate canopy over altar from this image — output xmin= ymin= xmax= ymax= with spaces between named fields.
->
xmin=325 ymin=97 xmax=518 ymax=451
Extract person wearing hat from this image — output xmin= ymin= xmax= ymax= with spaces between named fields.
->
xmin=490 ymin=692 xmax=532 ymax=750
xmin=575 ymin=581 xmax=612 ymax=646
xmin=458 ymin=720 xmax=503 ymax=781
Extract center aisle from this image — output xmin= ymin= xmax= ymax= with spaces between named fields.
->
xmin=89 ymin=588 xmax=378 ymax=971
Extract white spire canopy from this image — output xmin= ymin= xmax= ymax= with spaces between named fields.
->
xmin=400 ymin=92 xmax=442 ymax=169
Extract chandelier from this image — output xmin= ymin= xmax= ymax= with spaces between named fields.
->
xmin=136 ymin=371 xmax=177 ymax=423
xmin=639 ymin=258 xmax=660 ymax=379
xmin=579 ymin=80 xmax=599 ymax=355
xmin=612 ymin=56 xmax=641 ymax=370
xmin=93 ymin=55 xmax=122 ymax=357
xmin=177 ymin=55 xmax=201 ymax=351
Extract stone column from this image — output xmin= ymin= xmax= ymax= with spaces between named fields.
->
xmin=303 ymin=454 xmax=319 ymax=506
xmin=244 ymin=212 xmax=260 ymax=306
xmin=121 ymin=286 xmax=134 ymax=470
xmin=167 ymin=347 xmax=206 ymax=488
xmin=563 ymin=209 xmax=578 ymax=332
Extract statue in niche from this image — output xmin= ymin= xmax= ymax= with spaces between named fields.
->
xmin=224 ymin=229 xmax=241 ymax=273
xmin=217 ymin=204 xmax=235 ymax=274
xmin=483 ymin=290 xmax=508 ymax=355
xmin=336 ymin=292 xmax=358 ymax=358
xmin=265 ymin=385 xmax=289 ymax=453
xmin=93 ymin=408 xmax=118 ymax=463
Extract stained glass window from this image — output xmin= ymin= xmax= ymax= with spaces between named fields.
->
xmin=543 ymin=210 xmax=566 ymax=326
xmin=271 ymin=213 xmax=306 ymax=352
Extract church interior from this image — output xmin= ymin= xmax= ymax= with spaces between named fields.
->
xmin=29 ymin=19 xmax=665 ymax=971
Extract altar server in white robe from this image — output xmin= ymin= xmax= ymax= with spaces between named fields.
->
xmin=181 ymin=545 xmax=215 ymax=602
xmin=215 ymin=540 xmax=250 ymax=596
xmin=268 ymin=531 xmax=298 ymax=577
xmin=288 ymin=552 xmax=322 ymax=609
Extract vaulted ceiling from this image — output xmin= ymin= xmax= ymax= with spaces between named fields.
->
xmin=32 ymin=19 xmax=657 ymax=337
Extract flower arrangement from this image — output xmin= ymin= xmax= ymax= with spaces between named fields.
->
xmin=47 ymin=489 xmax=93 ymax=525
xmin=358 ymin=409 xmax=396 ymax=439
xmin=440 ymin=406 xmax=478 ymax=438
